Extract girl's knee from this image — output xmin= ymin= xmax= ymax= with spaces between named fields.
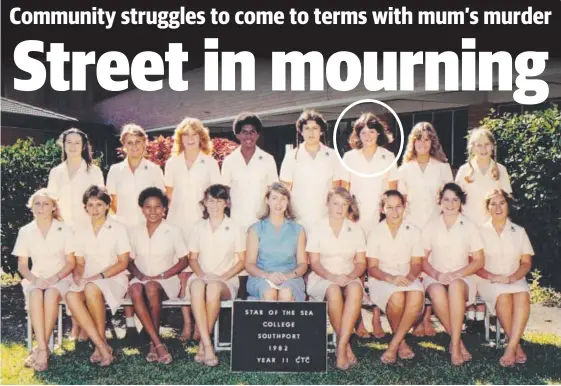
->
xmin=44 ymin=288 xmax=61 ymax=303
xmin=206 ymin=282 xmax=223 ymax=299
xmin=278 ymin=288 xmax=294 ymax=301
xmin=262 ymin=288 xmax=279 ymax=301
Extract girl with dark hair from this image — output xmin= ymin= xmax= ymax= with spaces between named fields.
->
xmin=280 ymin=109 xmax=340 ymax=231
xmin=13 ymin=189 xmax=75 ymax=372
xmin=336 ymin=112 xmax=400 ymax=339
xmin=366 ymin=190 xmax=424 ymax=364
xmin=421 ymin=182 xmax=485 ymax=366
xmin=477 ymin=189 xmax=533 ymax=367
xmin=128 ymin=187 xmax=188 ymax=365
xmin=245 ymin=183 xmax=308 ymax=302
xmin=48 ymin=128 xmax=104 ymax=341
xmin=65 ymin=185 xmax=131 ymax=367
xmin=306 ymin=187 xmax=365 ymax=370
xmin=183 ymin=184 xmax=246 ymax=367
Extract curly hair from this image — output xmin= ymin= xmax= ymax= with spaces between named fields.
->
xmin=348 ymin=112 xmax=389 ymax=149
xmin=402 ymin=121 xmax=448 ymax=163
xmin=293 ymin=109 xmax=328 ymax=160
xmin=172 ymin=117 xmax=213 ymax=156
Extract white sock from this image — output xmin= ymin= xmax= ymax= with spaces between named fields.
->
xmin=467 ymin=310 xmax=475 ymax=320
xmin=476 ymin=311 xmax=485 ymax=321
xmin=126 ymin=317 xmax=135 ymax=328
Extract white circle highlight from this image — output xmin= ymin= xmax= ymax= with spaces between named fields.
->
xmin=332 ymin=99 xmax=405 ymax=179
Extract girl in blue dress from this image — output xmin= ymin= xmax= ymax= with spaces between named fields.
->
xmin=245 ymin=183 xmax=308 ymax=301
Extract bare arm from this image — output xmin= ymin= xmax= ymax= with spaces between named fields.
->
xmin=85 ymin=252 xmax=130 ymax=281
xmin=282 ymin=229 xmax=308 ymax=279
xmin=17 ymin=256 xmax=37 ymax=284
xmin=221 ymin=252 xmax=246 ymax=281
xmin=406 ymin=257 xmax=423 ymax=281
xmin=159 ymin=257 xmax=188 ymax=279
xmin=244 ymin=228 xmax=269 ymax=278
xmin=508 ymin=254 xmax=532 ymax=282
xmin=309 ymin=252 xmax=336 ymax=281
xmin=128 ymin=259 xmax=148 ymax=281
xmin=421 ymin=249 xmax=442 ymax=280
xmin=110 ymin=194 xmax=118 ymax=215
xmin=451 ymin=249 xmax=485 ymax=278
xmin=347 ymin=251 xmax=367 ymax=280
xmin=368 ymin=258 xmax=394 ymax=283
xmin=188 ymin=252 xmax=205 ymax=278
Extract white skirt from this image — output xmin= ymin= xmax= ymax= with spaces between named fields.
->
xmin=423 ymin=275 xmax=477 ymax=306
xmin=129 ymin=276 xmax=181 ymax=300
xmin=184 ymin=274 xmax=239 ymax=301
xmin=307 ymin=274 xmax=362 ymax=302
xmin=67 ymin=273 xmax=129 ymax=315
xmin=21 ymin=277 xmax=72 ymax=310
xmin=478 ymin=278 xmax=529 ymax=311
xmin=368 ymin=278 xmax=424 ymax=312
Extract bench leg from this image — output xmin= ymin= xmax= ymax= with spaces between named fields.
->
xmin=58 ymin=304 xmax=63 ymax=347
xmin=484 ymin=308 xmax=490 ymax=343
xmin=27 ymin=312 xmax=33 ymax=352
xmin=213 ymin=314 xmax=219 ymax=352
xmin=496 ymin=317 xmax=501 ymax=347
xmin=48 ymin=333 xmax=54 ymax=352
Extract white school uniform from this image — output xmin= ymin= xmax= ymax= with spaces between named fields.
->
xmin=47 ymin=160 xmax=104 ymax=229
xmin=12 ymin=219 xmax=74 ymax=304
xmin=455 ymin=160 xmax=512 ymax=226
xmin=221 ymin=146 xmax=278 ymax=231
xmin=128 ymin=220 xmax=187 ymax=300
xmin=164 ymin=151 xmax=221 ymax=243
xmin=185 ymin=216 xmax=246 ymax=300
xmin=67 ymin=217 xmax=131 ymax=314
xmin=478 ymin=219 xmax=534 ymax=310
xmin=335 ymin=147 xmax=399 ymax=237
xmin=106 ymin=158 xmax=165 ymax=228
xmin=421 ymin=214 xmax=484 ymax=305
xmin=366 ymin=220 xmax=425 ymax=311
xmin=305 ymin=218 xmax=365 ymax=301
xmin=398 ymin=159 xmax=454 ymax=229
xmin=280 ymin=144 xmax=339 ymax=231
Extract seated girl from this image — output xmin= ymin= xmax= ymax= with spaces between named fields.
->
xmin=306 ymin=187 xmax=366 ymax=370
xmin=128 ymin=187 xmax=188 ymax=365
xmin=245 ymin=182 xmax=307 ymax=302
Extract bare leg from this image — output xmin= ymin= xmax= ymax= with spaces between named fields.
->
xmin=145 ymin=281 xmax=170 ymax=362
xmin=448 ymin=280 xmax=469 ymax=365
xmin=355 ymin=274 xmax=370 ymax=338
xmin=84 ymin=283 xmax=109 ymax=361
xmin=29 ymin=289 xmax=48 ymax=350
xmin=262 ymin=288 xmax=279 ymax=301
xmin=423 ymin=305 xmax=437 ymax=336
xmin=325 ymin=285 xmax=344 ymax=339
xmin=382 ymin=292 xmax=405 ymax=364
xmin=512 ymin=292 xmax=530 ymax=364
xmin=179 ymin=272 xmax=193 ymax=341
xmin=278 ymin=288 xmax=294 ymax=301
xmin=205 ymin=281 xmax=230 ymax=334
xmin=427 ymin=283 xmax=462 ymax=365
xmin=495 ymin=293 xmax=515 ymax=366
xmin=372 ymin=306 xmax=386 ymax=339
xmin=43 ymin=288 xmax=61 ymax=343
xmin=396 ymin=292 xmax=423 ymax=360
xmin=339 ymin=283 xmax=363 ymax=369
xmin=128 ymin=284 xmax=164 ymax=348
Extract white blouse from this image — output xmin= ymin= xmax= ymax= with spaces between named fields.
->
xmin=106 ymin=158 xmax=165 ymax=227
xmin=12 ymin=219 xmax=74 ymax=278
xmin=479 ymin=219 xmax=534 ymax=276
xmin=280 ymin=144 xmax=340 ymax=230
xmin=188 ymin=217 xmax=246 ymax=276
xmin=47 ymin=160 xmax=104 ymax=228
xmin=367 ymin=220 xmax=424 ymax=276
xmin=74 ymin=217 xmax=131 ymax=278
xmin=129 ymin=220 xmax=188 ymax=276
xmin=398 ymin=159 xmax=453 ymax=228
xmin=422 ymin=214 xmax=484 ymax=273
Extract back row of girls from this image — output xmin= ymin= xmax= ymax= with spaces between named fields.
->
xmin=14 ymin=109 xmax=531 ymax=371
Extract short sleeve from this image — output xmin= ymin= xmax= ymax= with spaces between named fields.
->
xmin=209 ymin=157 xmax=222 ymax=185
xmin=397 ymin=166 xmax=408 ymax=195
xmin=422 ymin=223 xmax=434 ymax=251
xmin=173 ymin=228 xmax=189 ymax=261
xmin=115 ymin=224 xmax=132 ymax=255
xmin=365 ymin=232 xmax=380 ymax=259
xmin=520 ymin=228 xmax=535 ymax=256
xmin=335 ymin=152 xmax=351 ymax=182
xmin=234 ymin=225 xmax=246 ymax=253
xmin=63 ymin=228 xmax=74 ymax=255
xmin=442 ymin=163 xmax=454 ymax=184
xmin=279 ymin=151 xmax=295 ymax=183
xmin=411 ymin=228 xmax=425 ymax=257
xmin=499 ymin=165 xmax=513 ymax=194
xmin=469 ymin=224 xmax=484 ymax=253
xmin=153 ymin=165 xmax=166 ymax=191
xmin=188 ymin=224 xmax=200 ymax=253
xmin=106 ymin=166 xmax=118 ymax=195
xmin=454 ymin=164 xmax=468 ymax=189
xmin=221 ymin=156 xmax=232 ymax=186
xmin=305 ymin=226 xmax=321 ymax=253
xmin=47 ymin=168 xmax=58 ymax=194
xmin=387 ymin=153 xmax=400 ymax=182
xmin=12 ymin=228 xmax=30 ymax=257
xmin=164 ymin=158 xmax=174 ymax=187
xmin=353 ymin=226 xmax=366 ymax=253
xmin=266 ymin=156 xmax=279 ymax=186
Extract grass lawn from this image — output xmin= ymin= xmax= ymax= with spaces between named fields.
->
xmin=2 ymin=330 xmax=561 ymax=385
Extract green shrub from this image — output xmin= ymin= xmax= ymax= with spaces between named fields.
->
xmin=0 ymin=138 xmax=105 ymax=274
xmin=482 ymin=105 xmax=561 ymax=290
xmin=529 ymin=270 xmax=561 ymax=307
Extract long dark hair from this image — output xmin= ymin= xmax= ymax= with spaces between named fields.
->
xmin=379 ymin=190 xmax=406 ymax=222
xmin=58 ymin=128 xmax=94 ymax=170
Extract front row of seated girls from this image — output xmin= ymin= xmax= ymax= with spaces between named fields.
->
xmin=15 ymin=181 xmax=534 ymax=372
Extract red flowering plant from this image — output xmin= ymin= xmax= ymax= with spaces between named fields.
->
xmin=116 ymin=136 xmax=238 ymax=169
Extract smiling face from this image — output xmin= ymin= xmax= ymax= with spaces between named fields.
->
xmin=32 ymin=195 xmax=56 ymax=221
xmin=204 ymin=195 xmax=227 ymax=218
xmin=301 ymin=121 xmax=322 ymax=146
xmin=236 ymin=124 xmax=259 ymax=151
xmin=85 ymin=197 xmax=109 ymax=221
xmin=64 ymin=133 xmax=83 ymax=160
xmin=327 ymin=193 xmax=349 ymax=221
xmin=181 ymin=129 xmax=201 ymax=152
xmin=440 ymin=189 xmax=462 ymax=217
xmin=267 ymin=189 xmax=289 ymax=217
xmin=472 ymin=134 xmax=494 ymax=161
xmin=382 ymin=195 xmax=405 ymax=225
xmin=142 ymin=196 xmax=166 ymax=225
xmin=414 ymin=132 xmax=432 ymax=157
xmin=123 ymin=134 xmax=146 ymax=159
xmin=487 ymin=193 xmax=509 ymax=221
xmin=359 ymin=127 xmax=379 ymax=148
